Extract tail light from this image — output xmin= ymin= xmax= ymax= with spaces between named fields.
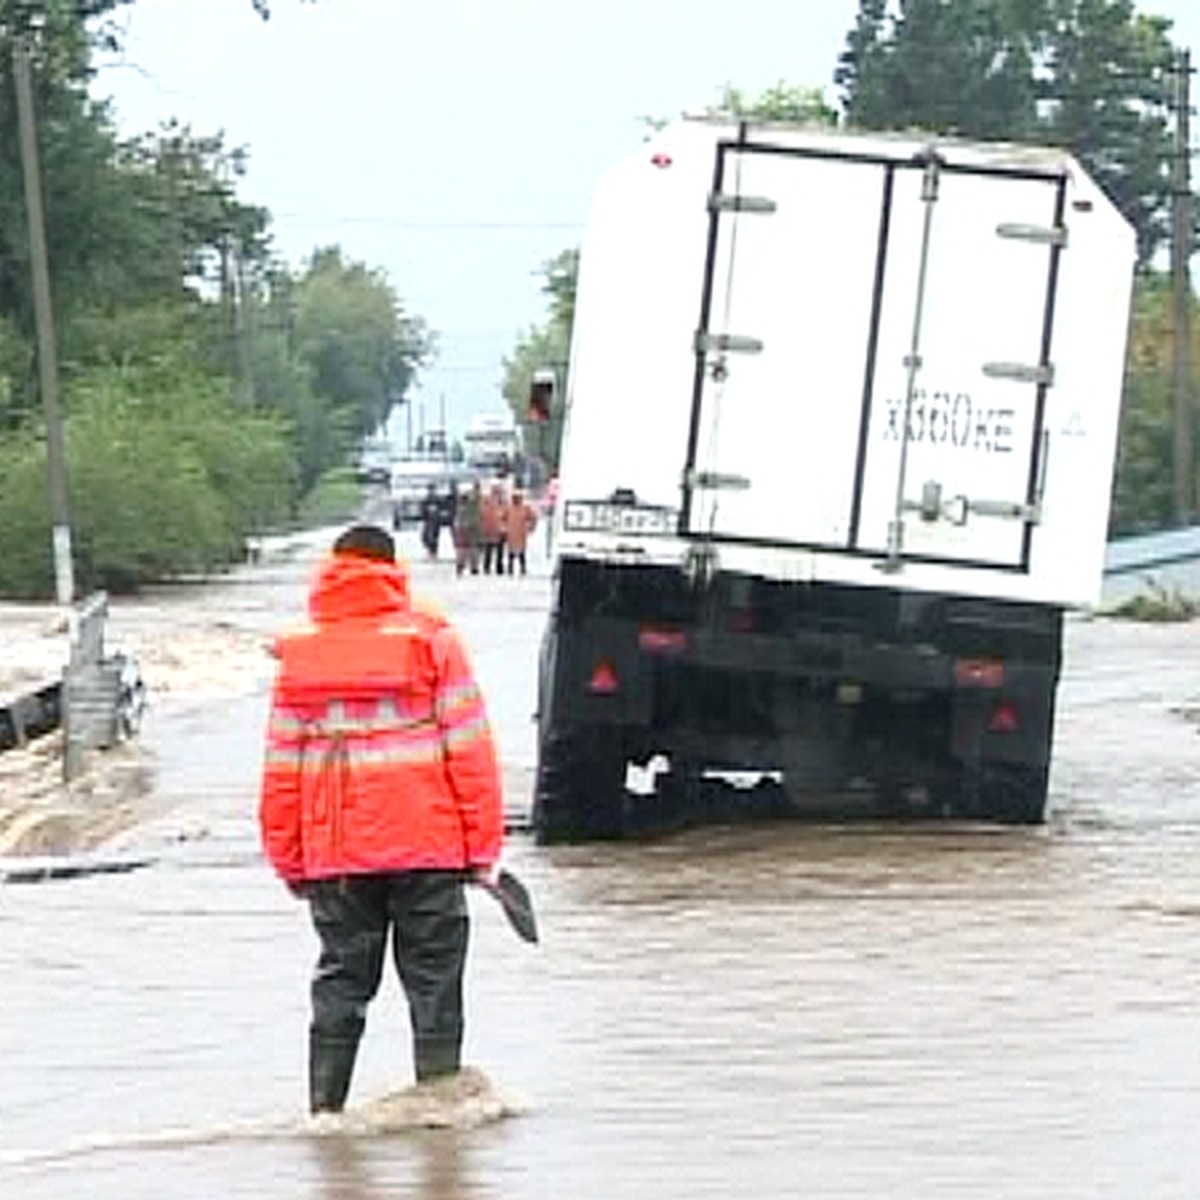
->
xmin=954 ymin=658 xmax=1004 ymax=689
xmin=588 ymin=661 xmax=619 ymax=694
xmin=638 ymin=627 xmax=687 ymax=654
xmin=988 ymin=701 xmax=1020 ymax=733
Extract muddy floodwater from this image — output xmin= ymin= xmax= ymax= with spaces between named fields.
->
xmin=3 ymin=526 xmax=1200 ymax=1199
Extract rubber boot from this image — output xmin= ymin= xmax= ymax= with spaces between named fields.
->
xmin=309 ymin=1030 xmax=360 ymax=1114
xmin=414 ymin=1035 xmax=461 ymax=1083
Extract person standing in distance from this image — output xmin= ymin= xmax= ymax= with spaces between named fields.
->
xmin=258 ymin=523 xmax=504 ymax=1114
xmin=419 ymin=483 xmax=443 ymax=559
xmin=480 ymin=482 xmax=509 ymax=575
xmin=504 ymin=489 xmax=537 ymax=576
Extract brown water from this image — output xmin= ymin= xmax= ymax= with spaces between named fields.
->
xmin=2 ymin=531 xmax=1199 ymax=1199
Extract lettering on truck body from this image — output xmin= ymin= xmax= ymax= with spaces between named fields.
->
xmin=883 ymin=389 xmax=1016 ymax=455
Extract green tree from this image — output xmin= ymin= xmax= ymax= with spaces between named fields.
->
xmin=0 ymin=359 xmax=293 ymax=596
xmin=0 ymin=312 xmax=31 ymax=425
xmin=0 ymin=1 xmax=438 ymax=596
xmin=502 ymin=249 xmax=577 ymax=471
xmin=291 ymin=246 xmax=430 ymax=481
xmin=542 ymin=247 xmax=578 ymax=334
xmin=835 ymin=0 xmax=1177 ymax=265
xmin=1110 ymin=275 xmax=1200 ymax=535
xmin=114 ymin=124 xmax=270 ymax=298
xmin=1036 ymin=1 xmax=1176 ymax=266
xmin=0 ymin=12 xmax=277 ymax=415
xmin=836 ymin=0 xmax=1043 ymax=140
xmin=0 ymin=1 xmax=134 ymax=71
xmin=710 ymin=81 xmax=840 ymax=124
xmin=0 ymin=4 xmax=135 ymax=414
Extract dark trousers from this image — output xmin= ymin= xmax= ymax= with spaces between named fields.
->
xmin=308 ymin=870 xmax=469 ymax=1084
xmin=483 ymin=539 xmax=506 ymax=574
xmin=507 ymin=548 xmax=527 ymax=575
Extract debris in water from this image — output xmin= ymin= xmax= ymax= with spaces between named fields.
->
xmin=310 ymin=1066 xmax=528 ymax=1134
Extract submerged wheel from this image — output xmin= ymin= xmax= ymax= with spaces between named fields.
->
xmin=532 ymin=725 xmax=630 ymax=844
xmin=977 ymin=763 xmax=1049 ymax=825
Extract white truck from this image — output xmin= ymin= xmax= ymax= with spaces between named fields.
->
xmin=533 ymin=117 xmax=1135 ymax=843
xmin=389 ymin=456 xmax=456 ymax=528
xmin=463 ymin=413 xmax=522 ymax=478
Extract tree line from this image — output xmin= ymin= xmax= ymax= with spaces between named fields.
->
xmin=0 ymin=0 xmax=429 ymax=598
xmin=505 ymin=0 xmax=1197 ymax=537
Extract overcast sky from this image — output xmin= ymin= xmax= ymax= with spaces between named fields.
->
xmin=91 ymin=0 xmax=1200 ymax=441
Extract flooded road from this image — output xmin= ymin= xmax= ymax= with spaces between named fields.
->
xmin=3 ymin=527 xmax=1200 ymax=1198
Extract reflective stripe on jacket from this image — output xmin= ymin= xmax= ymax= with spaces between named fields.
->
xmin=258 ymin=554 xmax=503 ymax=881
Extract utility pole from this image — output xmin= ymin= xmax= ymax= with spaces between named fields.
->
xmin=1170 ymin=48 xmax=1194 ymax=526
xmin=233 ymin=238 xmax=254 ymax=405
xmin=13 ymin=33 xmax=74 ymax=605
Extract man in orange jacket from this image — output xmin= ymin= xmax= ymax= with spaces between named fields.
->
xmin=258 ymin=523 xmax=504 ymax=1113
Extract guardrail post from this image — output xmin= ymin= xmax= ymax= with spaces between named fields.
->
xmin=63 ymin=592 xmax=121 ymax=782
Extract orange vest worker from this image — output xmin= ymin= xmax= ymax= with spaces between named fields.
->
xmin=258 ymin=523 xmax=503 ymax=1113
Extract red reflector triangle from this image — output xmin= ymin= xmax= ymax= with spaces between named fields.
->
xmin=988 ymin=702 xmax=1019 ymax=733
xmin=588 ymin=662 xmax=619 ymax=693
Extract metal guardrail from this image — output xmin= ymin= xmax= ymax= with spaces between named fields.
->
xmin=0 ymin=680 xmax=61 ymax=754
xmin=1101 ymin=526 xmax=1200 ymax=607
xmin=63 ymin=592 xmax=145 ymax=781
xmin=0 ymin=591 xmax=144 ymax=781
xmin=64 ymin=592 xmax=116 ymax=780
xmin=1104 ymin=526 xmax=1200 ymax=577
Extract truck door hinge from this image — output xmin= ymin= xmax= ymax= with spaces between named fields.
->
xmin=996 ymin=222 xmax=1069 ymax=248
xmin=685 ymin=469 xmax=752 ymax=492
xmin=982 ymin=361 xmax=1055 ymax=387
xmin=903 ymin=480 xmax=1041 ymax=526
xmin=968 ymin=498 xmax=1042 ymax=523
xmin=695 ymin=332 xmax=764 ymax=356
xmin=708 ymin=192 xmax=777 ymax=215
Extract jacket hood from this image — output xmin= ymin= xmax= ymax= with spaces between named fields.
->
xmin=308 ymin=554 xmax=411 ymax=624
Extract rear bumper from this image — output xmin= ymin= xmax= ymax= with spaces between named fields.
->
xmin=538 ymin=560 xmax=1063 ymax=786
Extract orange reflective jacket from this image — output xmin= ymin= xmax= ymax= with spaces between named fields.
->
xmin=258 ymin=554 xmax=503 ymax=881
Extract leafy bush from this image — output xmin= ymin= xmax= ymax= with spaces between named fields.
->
xmin=1108 ymin=579 xmax=1200 ymax=623
xmin=296 ymin=466 xmax=364 ymax=528
xmin=166 ymin=383 xmax=295 ymax=541
xmin=0 ymin=426 xmax=56 ymax=597
xmin=0 ymin=365 xmax=295 ymax=597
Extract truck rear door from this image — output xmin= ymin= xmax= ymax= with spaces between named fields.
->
xmin=682 ymin=133 xmax=1066 ymax=574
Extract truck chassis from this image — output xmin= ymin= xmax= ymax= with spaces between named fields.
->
xmin=533 ymin=557 xmax=1060 ymax=842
